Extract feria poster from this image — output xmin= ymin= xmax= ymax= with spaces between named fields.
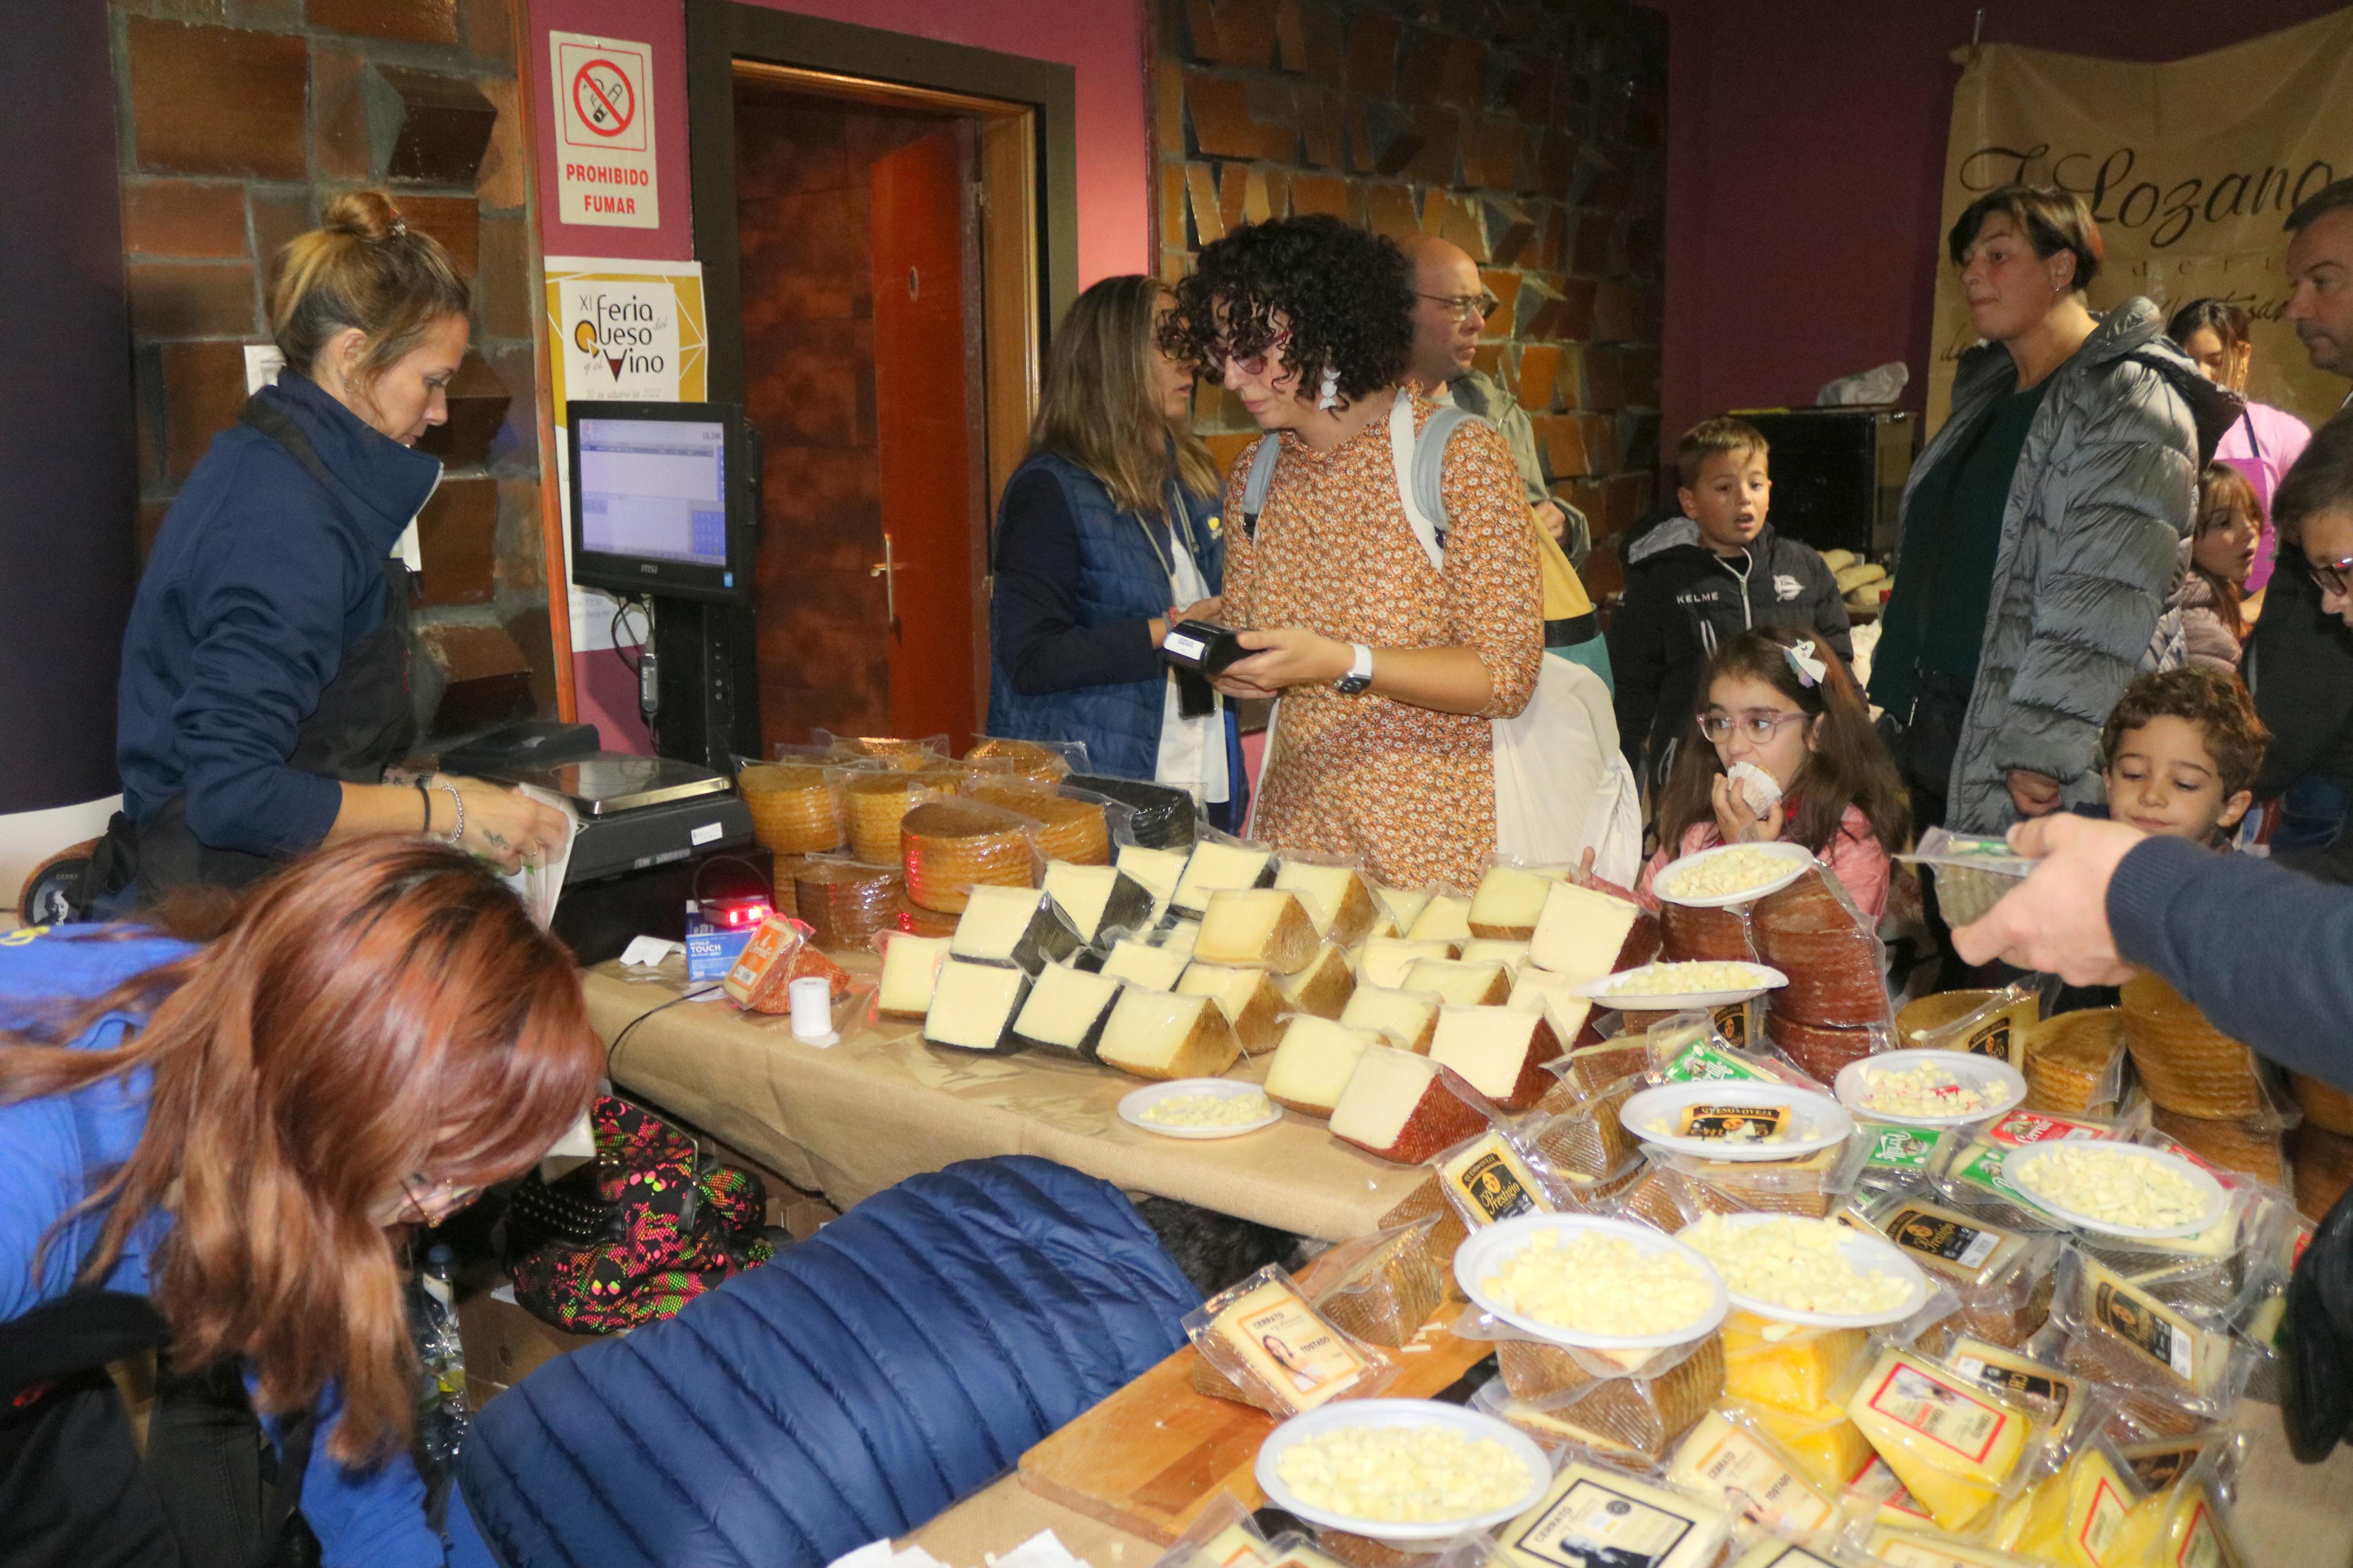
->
xmin=1928 ymin=9 xmax=2353 ymax=435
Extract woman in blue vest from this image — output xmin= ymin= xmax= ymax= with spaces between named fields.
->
xmin=987 ymin=276 xmax=1248 ymax=829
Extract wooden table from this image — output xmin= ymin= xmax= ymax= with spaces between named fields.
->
xmin=583 ymin=957 xmax=1430 ymax=1242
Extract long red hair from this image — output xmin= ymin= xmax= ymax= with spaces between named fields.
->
xmin=0 ymin=837 xmax=602 ymax=1464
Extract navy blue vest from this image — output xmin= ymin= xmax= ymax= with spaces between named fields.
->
xmin=986 ymin=451 xmax=1230 ymax=785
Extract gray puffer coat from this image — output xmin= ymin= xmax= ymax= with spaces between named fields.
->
xmin=1923 ymin=297 xmax=2240 ymax=832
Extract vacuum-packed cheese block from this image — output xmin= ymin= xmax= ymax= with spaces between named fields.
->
xmin=846 ymin=770 xmax=932 ymax=863
xmin=1195 ymin=888 xmax=1321 ymax=973
xmin=2294 ymin=1069 xmax=2353 ymax=1135
xmin=1662 ymin=899 xmax=1758 ymax=963
xmin=1042 ymin=861 xmax=1156 ymax=945
xmin=1531 ymin=1075 xmax=1639 ymax=1178
xmin=900 ymin=799 xmax=1036 ymax=913
xmin=1406 ymin=891 xmax=1474 ymax=942
xmin=1069 ymin=773 xmax=1197 ymax=850
xmin=1509 ymin=969 xmax=1598 ymax=1046
xmin=1274 ymin=861 xmax=1380 ymax=946
xmin=1297 ymin=1222 xmax=1445 ymax=1347
xmin=1193 ymin=1272 xmax=1378 ymax=1413
xmin=1401 ymin=957 xmax=1513 ymax=1007
xmin=1470 ymin=865 xmax=1558 ymax=939
xmin=1371 ymin=884 xmax=1431 ymax=939
xmin=2149 ymin=1103 xmax=2286 ymax=1185
xmin=792 ymin=859 xmax=905 ymax=948
xmin=875 ymin=933 xmax=951 ymax=1018
xmin=723 ymin=916 xmax=854 ymax=1008
xmin=1493 ymin=1337 xmax=1724 ymax=1457
xmin=1357 ymin=937 xmax=1457 ymax=989
xmin=1744 ymin=1403 xmax=1875 ymax=1496
xmin=737 ymin=762 xmax=848 ymax=853
xmin=1265 ymin=1016 xmax=1382 ymax=1115
xmin=1529 ymin=880 xmax=1660 ymax=983
xmin=1162 ymin=920 xmax=1201 ymax=958
xmin=1721 ymin=1310 xmax=1865 ymax=1416
xmin=949 ymin=884 xmax=1084 ymax=973
xmin=1864 ymin=1527 xmax=2030 ymax=1568
xmin=891 ymin=891 xmax=958 ymax=938
xmin=1096 ymin=987 xmax=1242 ymax=1080
xmin=1428 ymin=1005 xmax=1563 ymax=1111
xmin=1330 ymin=1046 xmax=1489 ymax=1162
xmin=1340 ymin=984 xmax=1441 ymax=1053
xmin=1495 ymin=1461 xmax=1730 ymax=1568
xmin=1009 ymin=962 xmax=1122 ymax=1059
xmin=1846 ymin=1346 xmax=2033 ymax=1533
xmin=1280 ymin=943 xmax=1357 ymax=1019
xmin=1115 ymin=844 xmax=1187 ymax=925
xmin=960 ymin=736 xmax=1068 ymax=783
xmin=922 ymin=959 xmax=1031 ymax=1053
xmin=1460 ymin=938 xmax=1532 ymax=970
xmin=1177 ymin=961 xmax=1288 ymax=1053
xmin=1668 ymin=1409 xmax=1844 ymax=1539
xmin=2001 ymin=1443 xmax=2146 ymax=1568
xmin=1438 ymin=1128 xmax=1556 ymax=1224
xmin=1170 ymin=838 xmax=1276 ymax=919
xmin=832 ymin=734 xmax=936 ymax=770
xmin=1099 ymin=937 xmax=1190 ymax=991
xmin=1942 ymin=1336 xmax=2075 ymax=1423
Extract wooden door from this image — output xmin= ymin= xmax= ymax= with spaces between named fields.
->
xmin=870 ymin=129 xmax=978 ymax=747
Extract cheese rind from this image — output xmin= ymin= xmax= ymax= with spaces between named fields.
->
xmin=1096 ymin=987 xmax=1243 ymax=1080
xmin=1009 ymin=962 xmax=1123 ymax=1059
xmin=1357 ymin=937 xmax=1458 ymax=990
xmin=948 ymin=885 xmax=1084 ymax=973
xmin=1529 ymin=880 xmax=1660 ymax=983
xmin=1273 ymin=861 xmax=1380 ymax=945
xmin=1265 ymin=1016 xmax=1382 ymax=1116
xmin=899 ymin=799 xmax=1038 ymax=913
xmin=922 ymin=959 xmax=1032 ymax=1053
xmin=1279 ymin=943 xmax=1357 ymax=1019
xmin=1099 ymin=937 xmax=1191 ymax=991
xmin=1170 ymin=838 xmax=1275 ymax=918
xmin=1115 ymin=844 xmax=1187 ymax=926
xmin=875 ymin=933 xmax=951 ymax=1018
xmin=1339 ymin=984 xmax=1441 ymax=1053
xmin=1176 ymin=961 xmax=1289 ymax=1054
xmin=1428 ymin=1005 xmax=1564 ymax=1111
xmin=1329 ymin=1046 xmax=1490 ymax=1162
xmin=1401 ymin=957 xmax=1513 ymax=1007
xmin=1470 ymin=865 xmax=1559 ymax=939
xmin=1194 ymin=887 xmax=1321 ymax=973
xmin=1042 ymin=861 xmax=1156 ymax=944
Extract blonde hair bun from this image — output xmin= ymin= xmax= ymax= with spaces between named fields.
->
xmin=270 ymin=187 xmax=467 ymax=387
xmin=320 ymin=190 xmax=405 ymax=243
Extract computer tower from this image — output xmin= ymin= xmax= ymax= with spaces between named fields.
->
xmin=1735 ymin=409 xmax=1919 ymax=560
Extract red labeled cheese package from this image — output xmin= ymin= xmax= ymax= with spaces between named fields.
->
xmin=723 ymin=915 xmax=853 ymax=1010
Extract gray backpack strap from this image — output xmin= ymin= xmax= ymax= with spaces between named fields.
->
xmin=1237 ymin=435 xmax=1282 ymax=539
xmin=1411 ymin=403 xmax=1486 ymax=549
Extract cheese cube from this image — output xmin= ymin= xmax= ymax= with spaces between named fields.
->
xmin=1170 ymin=838 xmax=1275 ymax=918
xmin=1194 ymin=888 xmax=1320 ymax=973
xmin=1009 ymin=962 xmax=1122 ymax=1059
xmin=1042 ymin=861 xmax=1156 ymax=944
xmin=1096 ymin=987 xmax=1242 ymax=1080
xmin=1279 ymin=943 xmax=1357 ymax=1019
xmin=1428 ymin=1005 xmax=1563 ymax=1111
xmin=1529 ymin=880 xmax=1660 ymax=983
xmin=1846 ymin=1346 xmax=2033 ymax=1533
xmin=949 ymin=885 xmax=1084 ymax=973
xmin=1496 ymin=1462 xmax=1730 ymax=1568
xmin=1099 ymin=937 xmax=1190 ymax=990
xmin=1264 ymin=1016 xmax=1381 ymax=1116
xmin=875 ymin=933 xmax=950 ymax=1019
xmin=1330 ymin=1046 xmax=1490 ymax=1163
xmin=1372 ymin=884 xmax=1432 ymax=937
xmin=1273 ymin=861 xmax=1379 ymax=945
xmin=1401 ymin=957 xmax=1513 ymax=1007
xmin=1115 ymin=844 xmax=1187 ymax=925
xmin=1176 ymin=961 xmax=1288 ymax=1053
xmin=1470 ymin=865 xmax=1559 ymax=939
xmin=1339 ymin=984 xmax=1441 ymax=1053
xmin=1407 ymin=891 xmax=1474 ymax=941
xmin=922 ymin=959 xmax=1031 ymax=1054
xmin=1357 ymin=937 xmax=1458 ymax=989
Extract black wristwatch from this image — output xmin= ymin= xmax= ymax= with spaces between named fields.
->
xmin=1335 ymin=642 xmax=1374 ymax=695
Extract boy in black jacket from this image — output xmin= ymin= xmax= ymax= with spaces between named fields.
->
xmin=1609 ymin=417 xmax=1852 ymax=787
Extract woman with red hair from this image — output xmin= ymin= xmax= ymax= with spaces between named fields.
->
xmin=0 ymin=837 xmax=602 ymax=1566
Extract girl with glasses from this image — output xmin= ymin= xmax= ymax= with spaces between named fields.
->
xmin=1638 ymin=627 xmax=1911 ymax=918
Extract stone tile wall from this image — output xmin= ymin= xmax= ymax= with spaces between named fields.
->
xmin=1153 ymin=0 xmax=1666 ymax=593
xmin=111 ymin=0 xmax=551 ymax=733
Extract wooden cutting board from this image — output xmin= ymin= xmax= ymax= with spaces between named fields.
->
xmin=1016 ymin=1315 xmax=1493 ymax=1543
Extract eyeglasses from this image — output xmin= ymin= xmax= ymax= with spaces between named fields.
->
xmin=1417 ymin=291 xmax=1500 ymax=324
xmin=1215 ymin=327 xmax=1292 ymax=378
xmin=1699 ymin=710 xmax=1809 ymax=744
xmin=2310 ymin=551 xmax=2353 ymax=596
xmin=396 ymin=1172 xmax=482 ymax=1228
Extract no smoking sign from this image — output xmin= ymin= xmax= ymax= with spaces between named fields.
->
xmin=551 ymin=32 xmax=658 ymax=228
xmin=572 ymin=59 xmax=636 ymax=140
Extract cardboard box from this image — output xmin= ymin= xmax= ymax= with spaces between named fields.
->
xmin=457 ymin=1290 xmax=605 ymax=1405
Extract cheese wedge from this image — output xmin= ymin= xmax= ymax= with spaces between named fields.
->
xmin=1161 ymin=920 xmax=1201 ymax=958
xmin=1722 ymin=1310 xmax=1865 ymax=1416
xmin=1470 ymin=865 xmax=1559 ymax=938
xmin=1177 ymin=961 xmax=1288 ymax=1053
xmin=1009 ymin=962 xmax=1122 ymax=1059
xmin=1529 ymin=880 xmax=1661 ymax=983
xmin=1357 ymin=936 xmax=1458 ymax=989
xmin=1340 ymin=984 xmax=1441 ymax=1053
xmin=949 ymin=885 xmax=1084 ymax=973
xmin=1273 ymin=861 xmax=1379 ymax=945
xmin=1402 ymin=957 xmax=1513 ymax=1006
xmin=2003 ymin=1443 xmax=2143 ymax=1568
xmin=1096 ymin=987 xmax=1242 ymax=1080
xmin=1495 ymin=1461 xmax=1730 ymax=1568
xmin=1428 ymin=1005 xmax=1563 ymax=1111
xmin=1279 ymin=943 xmax=1356 ymax=1019
xmin=1330 ymin=1046 xmax=1489 ymax=1162
xmin=1265 ymin=1016 xmax=1382 ymax=1116
xmin=1460 ymin=938 xmax=1532 ymax=972
xmin=1194 ymin=887 xmax=1320 ymax=973
xmin=875 ymin=933 xmax=950 ymax=1018
xmin=1509 ymin=968 xmax=1598 ymax=1045
xmin=1194 ymin=1272 xmax=1374 ymax=1413
xmin=1437 ymin=1128 xmax=1555 ymax=1223
xmin=1846 ymin=1346 xmax=2033 ymax=1533
xmin=1115 ymin=844 xmax=1187 ymax=925
xmin=922 ymin=959 xmax=1031 ymax=1053
xmin=1667 ymin=1409 xmax=1842 ymax=1539
xmin=1170 ymin=838 xmax=1275 ymax=919
xmin=1372 ymin=884 xmax=1432 ymax=937
xmin=1042 ymin=861 xmax=1156 ymax=944
xmin=1407 ymin=892 xmax=1474 ymax=941
xmin=2072 ymin=1257 xmax=2234 ymax=1399
xmin=1744 ymin=1402 xmax=1875 ymax=1495
xmin=1099 ymin=937 xmax=1190 ymax=990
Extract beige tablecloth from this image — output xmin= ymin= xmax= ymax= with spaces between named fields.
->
xmin=583 ymin=958 xmax=1428 ymax=1241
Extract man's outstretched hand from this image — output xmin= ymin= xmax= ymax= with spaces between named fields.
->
xmin=1950 ymin=814 xmax=2145 ymax=985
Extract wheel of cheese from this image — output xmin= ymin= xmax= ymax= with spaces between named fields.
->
xmin=2149 ymin=1105 xmax=2286 ymax=1186
xmin=1754 ymin=925 xmax=1891 ymax=1027
xmin=768 ymin=853 xmax=813 ymax=920
xmin=2296 ymin=1123 xmax=2353 ymax=1222
xmin=1494 ymin=1335 xmax=1723 ymax=1460
xmin=791 ymin=859 xmax=904 ymax=949
xmin=1761 ymin=1011 xmax=1879 ymax=1085
xmin=1064 ymin=773 xmax=1197 ymax=850
xmin=2294 ymin=1072 xmax=2353 ymax=1136
xmin=961 ymin=737 xmax=1070 ymax=784
xmin=890 ymin=892 xmax=960 ymax=938
xmin=1660 ymin=900 xmax=1756 ymax=963
xmin=2121 ymin=972 xmax=2266 ymax=1118
xmin=900 ymin=799 xmax=1038 ymax=913
xmin=832 ymin=735 xmax=940 ymax=771
xmin=1752 ymin=866 xmax=1862 ymax=936
xmin=960 ymin=779 xmax=1111 ymax=865
xmin=2018 ymin=1008 xmax=2127 ymax=1115
xmin=737 ymin=763 xmax=847 ymax=853
xmin=844 ymin=771 xmax=934 ymax=864
xmin=1893 ymin=989 xmax=2000 ymax=1044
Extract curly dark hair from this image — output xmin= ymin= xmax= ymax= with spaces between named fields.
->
xmin=1159 ymin=215 xmax=1414 ymax=410
xmin=2099 ymin=667 xmax=2269 ymax=800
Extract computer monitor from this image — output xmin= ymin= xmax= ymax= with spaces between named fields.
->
xmin=567 ymin=400 xmax=756 ymax=603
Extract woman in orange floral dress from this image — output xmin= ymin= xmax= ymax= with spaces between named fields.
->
xmin=1162 ymin=216 xmax=1542 ymax=888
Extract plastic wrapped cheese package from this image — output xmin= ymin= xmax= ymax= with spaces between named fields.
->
xmin=2065 ymin=1175 xmax=2260 ymax=1322
xmin=1182 ymin=1263 xmax=1397 ymax=1416
xmin=1292 ymin=1217 xmax=1447 ymax=1347
xmin=734 ymin=760 xmax=850 ymax=853
xmin=867 ymin=928 xmax=951 ymax=1022
xmin=1661 ymin=898 xmax=1759 ymax=964
xmin=843 ymin=769 xmax=937 ymax=863
xmin=2019 ymin=1008 xmax=2130 ymax=1118
xmin=2146 ymin=1103 xmax=2290 ymax=1187
xmin=1066 ymin=773 xmax=1198 ymax=851
xmin=1762 ymin=1014 xmax=1889 ymax=1088
xmin=1472 ymin=1459 xmax=1734 ymax=1568
xmin=1842 ymin=1342 xmax=2049 ymax=1535
xmin=1642 ymin=1019 xmax=1822 ymax=1094
xmin=1490 ymin=1332 xmax=1726 ymax=1461
xmin=2046 ymin=1251 xmax=2255 ymax=1431
xmin=1893 ymin=984 xmax=2039 ymax=1069
xmin=1527 ymin=1073 xmax=1642 ymax=1181
xmin=899 ymin=798 xmax=1041 ymax=913
xmin=1645 ymin=1138 xmax=1873 ymax=1220
xmin=1272 ymin=850 xmax=1384 ymax=947
xmin=960 ymin=735 xmax=1085 ymax=783
xmin=2119 ymin=971 xmax=2270 ymax=1121
xmin=1990 ymin=1423 xmax=2155 ymax=1567
xmin=1862 ymin=1187 xmax=2059 ymax=1349
xmin=1924 ymin=1105 xmax=2140 ymax=1233
xmin=957 ymin=775 xmax=1116 ymax=865
xmin=1665 ymin=1402 xmax=1852 ymax=1543
xmin=1752 ymin=867 xmax=1893 ymax=1029
xmin=789 ymin=855 xmax=905 ymax=948
xmin=811 ymin=728 xmax=949 ymax=771
xmin=1169 ymin=826 xmax=1279 ymax=919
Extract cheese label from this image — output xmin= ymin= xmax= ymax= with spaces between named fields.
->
xmin=1889 ymin=1207 xmax=2001 ymax=1272
xmin=1712 ymin=1001 xmax=1750 ymax=1047
xmin=1206 ymin=1279 xmax=1369 ymax=1410
xmin=1512 ymin=1478 xmax=1698 ymax=1567
xmin=2123 ymin=1442 xmax=2203 ymax=1491
xmin=1865 ymin=1123 xmax=1944 ymax=1171
xmin=1961 ymin=1016 xmax=2013 ymax=1062
xmin=2080 ymin=1474 xmax=2128 ymax=1562
xmin=1445 ymin=1132 xmax=1550 ymax=1224
xmin=1950 ymin=1346 xmax=2072 ymax=1415
xmin=1674 ymin=1423 xmax=1835 ymax=1534
xmin=1865 ymin=1364 xmax=2011 ymax=1462
xmin=1678 ymin=1103 xmax=1791 ymax=1141
xmin=1986 ymin=1110 xmax=2115 ymax=1147
xmin=1662 ymin=1041 xmax=1770 ymax=1083
xmin=2094 ymin=1280 xmax=2198 ymax=1382
xmin=2175 ymin=1497 xmax=2226 ymax=1568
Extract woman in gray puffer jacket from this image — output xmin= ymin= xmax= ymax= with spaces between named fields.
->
xmin=1871 ymin=187 xmax=2240 ymax=835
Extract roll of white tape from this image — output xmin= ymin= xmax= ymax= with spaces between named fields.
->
xmin=788 ymin=975 xmax=833 ymax=1040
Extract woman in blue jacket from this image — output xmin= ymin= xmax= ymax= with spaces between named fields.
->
xmin=100 ymin=190 xmax=565 ymax=908
xmin=986 ymin=276 xmax=1248 ymax=829
xmin=0 ymin=837 xmax=601 ymax=1566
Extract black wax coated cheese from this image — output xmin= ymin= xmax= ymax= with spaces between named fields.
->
xmin=950 ymin=887 xmax=1086 ymax=975
xmin=1067 ymin=773 xmax=1198 ymax=850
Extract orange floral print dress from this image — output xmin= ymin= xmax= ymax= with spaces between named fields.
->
xmin=1219 ymin=392 xmax=1542 ymax=888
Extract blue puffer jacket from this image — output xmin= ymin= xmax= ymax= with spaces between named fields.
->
xmin=456 ymin=1157 xmax=1198 ymax=1568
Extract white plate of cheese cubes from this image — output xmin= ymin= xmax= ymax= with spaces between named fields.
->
xmin=1619 ymin=1080 xmax=1853 ymax=1161
xmin=1651 ymin=841 xmax=1817 ymax=908
xmin=1834 ymin=1048 xmax=2025 ymax=1129
xmin=2003 ymin=1140 xmax=2228 ymax=1239
xmin=1454 ymin=1213 xmax=1729 ymax=1351
xmin=1255 ymin=1398 xmax=1552 ymax=1541
xmin=1574 ymin=960 xmax=1788 ymax=1011
xmin=1677 ymin=1212 xmax=1931 ymax=1329
xmin=1116 ymin=1078 xmax=1280 ymax=1139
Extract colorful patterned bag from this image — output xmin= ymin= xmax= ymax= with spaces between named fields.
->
xmin=509 ymin=1096 xmax=774 ymax=1334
